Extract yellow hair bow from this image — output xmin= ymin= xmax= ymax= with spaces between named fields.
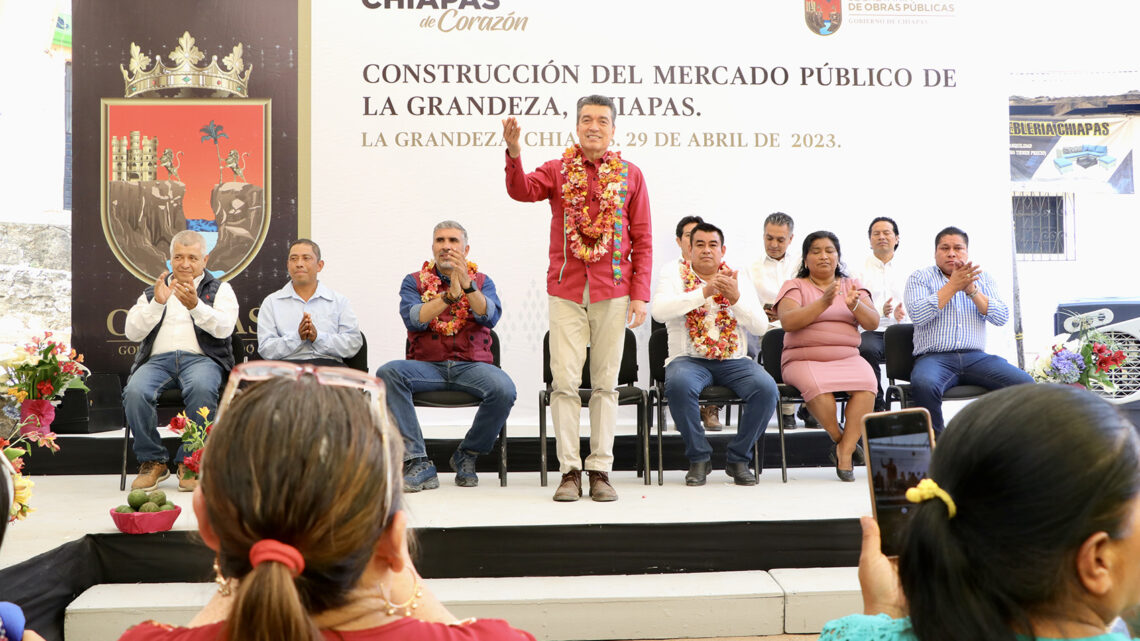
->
xmin=905 ymin=478 xmax=957 ymax=518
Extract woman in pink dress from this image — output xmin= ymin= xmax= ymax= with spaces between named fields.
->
xmin=776 ymin=231 xmax=879 ymax=481
xmin=120 ymin=364 xmax=534 ymax=641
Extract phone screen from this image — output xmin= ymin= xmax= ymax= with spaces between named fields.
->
xmin=861 ymin=409 xmax=934 ymax=557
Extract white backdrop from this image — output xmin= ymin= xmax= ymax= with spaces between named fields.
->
xmin=311 ymin=1 xmax=1011 ymax=425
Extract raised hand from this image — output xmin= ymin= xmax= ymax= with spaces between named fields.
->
xmin=501 ymin=117 xmax=522 ymax=158
xmin=845 ymin=286 xmax=861 ymax=312
xmin=153 ymin=271 xmax=172 ymax=304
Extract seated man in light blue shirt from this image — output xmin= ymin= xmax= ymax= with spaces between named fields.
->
xmin=903 ymin=226 xmax=1033 ymax=433
xmin=257 ymin=239 xmax=362 ymax=366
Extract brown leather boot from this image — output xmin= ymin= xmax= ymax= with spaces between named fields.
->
xmin=131 ymin=460 xmax=170 ymax=492
xmin=587 ymin=470 xmax=618 ymax=502
xmin=553 ymin=470 xmax=582 ymax=502
xmin=177 ymin=463 xmax=199 ymax=492
xmin=701 ymin=405 xmax=724 ymax=431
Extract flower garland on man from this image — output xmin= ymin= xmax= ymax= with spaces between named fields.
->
xmin=503 ymin=94 xmax=653 ymax=503
xmin=418 ymin=259 xmax=479 ymax=336
xmin=651 ymin=222 xmax=778 ymax=487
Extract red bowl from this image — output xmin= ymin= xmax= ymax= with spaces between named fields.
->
xmin=109 ymin=505 xmax=182 ymax=534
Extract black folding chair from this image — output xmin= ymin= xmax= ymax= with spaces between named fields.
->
xmin=537 ymin=328 xmax=650 ymax=486
xmin=758 ymin=328 xmax=847 ymax=483
xmin=648 ymin=328 xmax=761 ymax=486
xmin=407 ymin=330 xmax=509 ymax=487
xmin=343 ymin=332 xmax=368 ymax=372
xmin=884 ymin=323 xmax=989 ymax=410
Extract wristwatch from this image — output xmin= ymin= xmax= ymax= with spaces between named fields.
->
xmin=462 ymin=283 xmax=477 ymax=294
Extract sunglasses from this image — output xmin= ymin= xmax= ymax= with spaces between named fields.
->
xmin=216 ymin=361 xmax=399 ymax=515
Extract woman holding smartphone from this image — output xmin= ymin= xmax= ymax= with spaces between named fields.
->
xmin=823 ymin=383 xmax=1140 ymax=641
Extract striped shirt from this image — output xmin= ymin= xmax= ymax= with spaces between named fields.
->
xmin=904 ymin=265 xmax=1009 ymax=356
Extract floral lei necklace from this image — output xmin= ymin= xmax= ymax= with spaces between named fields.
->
xmin=680 ymin=261 xmax=739 ymax=360
xmin=418 ymin=260 xmax=478 ymax=336
xmin=560 ymin=144 xmax=629 ymax=284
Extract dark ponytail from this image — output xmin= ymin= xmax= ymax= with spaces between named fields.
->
xmin=227 ymin=560 xmax=319 ymax=641
xmin=203 ymin=377 xmax=403 ymax=641
xmin=899 ymin=383 xmax=1140 ymax=641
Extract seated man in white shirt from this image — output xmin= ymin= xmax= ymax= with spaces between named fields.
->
xmin=653 ymin=222 xmax=779 ymax=486
xmin=749 ymin=212 xmax=804 ymax=428
xmin=671 ymin=215 xmax=723 ymax=432
xmin=123 ymin=230 xmax=238 ymax=493
xmin=857 ymin=217 xmax=908 ymax=412
xmin=257 ymin=239 xmax=362 ymax=366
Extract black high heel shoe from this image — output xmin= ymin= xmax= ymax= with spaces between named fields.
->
xmin=836 ymin=464 xmax=855 ymax=482
xmin=831 ymin=442 xmax=857 ymax=481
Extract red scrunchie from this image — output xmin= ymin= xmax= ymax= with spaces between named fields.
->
xmin=248 ymin=539 xmax=305 ymax=577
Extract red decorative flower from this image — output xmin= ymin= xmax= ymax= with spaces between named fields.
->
xmin=184 ymin=448 xmax=204 ymax=474
xmin=169 ymin=414 xmax=187 ymax=434
xmin=36 ymin=381 xmax=54 ymax=398
xmin=19 ymin=399 xmax=55 ymax=435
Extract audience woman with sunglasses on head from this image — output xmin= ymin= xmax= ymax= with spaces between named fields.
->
xmin=120 ymin=362 xmax=534 ymax=641
xmin=822 ymin=383 xmax=1140 ymax=641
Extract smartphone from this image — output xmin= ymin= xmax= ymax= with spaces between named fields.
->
xmin=861 ymin=408 xmax=935 ymax=557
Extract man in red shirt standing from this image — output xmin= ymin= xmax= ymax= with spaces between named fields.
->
xmin=503 ymin=95 xmax=652 ymax=502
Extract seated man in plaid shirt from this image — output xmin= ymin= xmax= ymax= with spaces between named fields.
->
xmin=903 ymin=226 xmax=1033 ymax=434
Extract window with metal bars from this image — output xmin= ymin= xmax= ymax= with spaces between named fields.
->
xmin=1011 ymin=192 xmax=1075 ymax=260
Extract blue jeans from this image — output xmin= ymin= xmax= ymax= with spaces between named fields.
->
xmin=123 ymin=351 xmax=224 ymax=463
xmin=911 ymin=350 xmax=1034 ymax=433
xmin=664 ymin=356 xmax=779 ymax=464
xmin=376 ymin=360 xmax=516 ymax=460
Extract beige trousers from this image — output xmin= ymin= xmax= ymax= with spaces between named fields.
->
xmin=548 ymin=289 xmax=629 ymax=473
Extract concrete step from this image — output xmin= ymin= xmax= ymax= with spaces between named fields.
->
xmin=65 ymin=569 xmax=861 ymax=641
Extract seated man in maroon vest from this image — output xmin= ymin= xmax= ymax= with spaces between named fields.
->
xmin=376 ymin=221 xmax=516 ymax=491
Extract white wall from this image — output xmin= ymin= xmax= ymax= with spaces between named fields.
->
xmin=311 ymin=1 xmax=1013 ymax=425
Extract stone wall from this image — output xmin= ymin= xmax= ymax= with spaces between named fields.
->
xmin=0 ymin=222 xmax=72 ymax=346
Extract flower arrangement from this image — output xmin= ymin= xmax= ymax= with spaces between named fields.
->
xmin=1 ymin=332 xmax=88 ymax=434
xmin=1031 ymin=327 xmax=1127 ymax=391
xmin=169 ymin=406 xmax=213 ymax=481
xmin=2 ymin=422 xmax=60 ymax=521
